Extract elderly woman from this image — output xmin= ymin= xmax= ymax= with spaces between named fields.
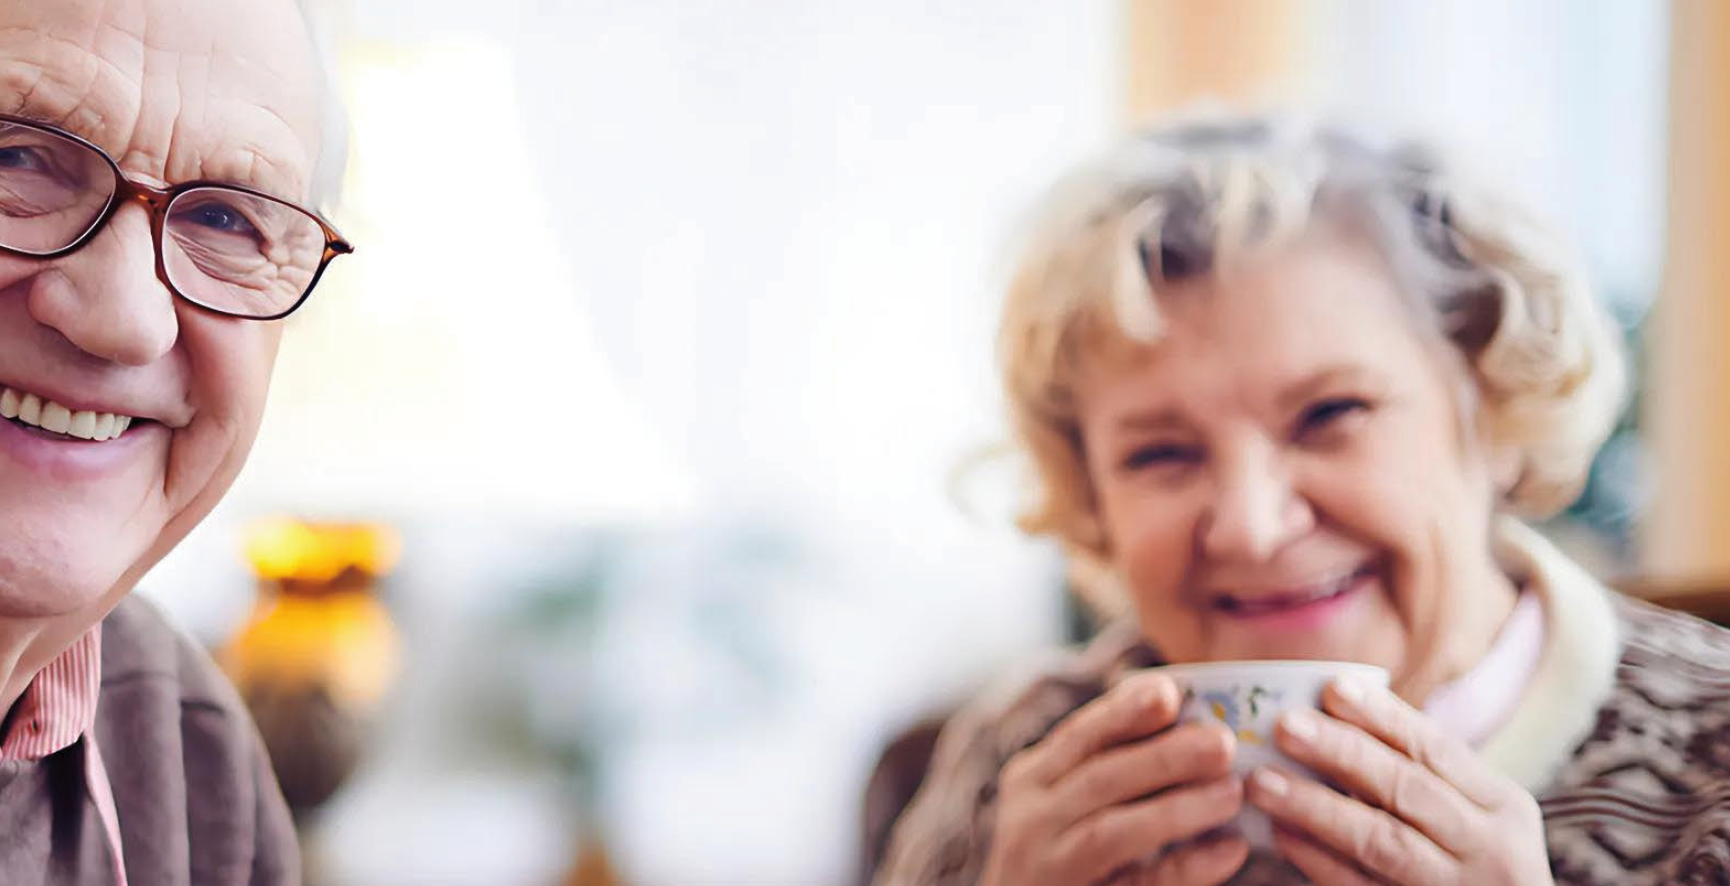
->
xmin=0 ymin=0 xmax=349 ymax=882
xmin=872 ymin=113 xmax=1730 ymax=886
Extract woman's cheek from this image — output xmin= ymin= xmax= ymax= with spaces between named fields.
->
xmin=1116 ymin=501 xmax=1201 ymax=645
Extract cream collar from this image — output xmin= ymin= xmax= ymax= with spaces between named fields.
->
xmin=1473 ymin=519 xmax=1623 ymax=791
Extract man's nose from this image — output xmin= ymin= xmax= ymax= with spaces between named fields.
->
xmin=1199 ymin=445 xmax=1315 ymax=563
xmin=25 ymin=204 xmax=179 ymax=367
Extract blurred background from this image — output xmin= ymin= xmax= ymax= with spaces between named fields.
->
xmin=134 ymin=1 xmax=1730 ymax=884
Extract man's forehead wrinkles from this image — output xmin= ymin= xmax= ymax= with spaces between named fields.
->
xmin=243 ymin=101 xmax=314 ymax=196
xmin=96 ymin=13 xmax=146 ymax=47
xmin=74 ymin=43 xmax=144 ymax=152
xmin=0 ymin=30 xmax=139 ymax=145
xmin=92 ymin=21 xmax=146 ymax=90
xmin=176 ymin=90 xmax=311 ymax=200
xmin=239 ymin=146 xmax=306 ymax=202
xmin=0 ymin=1 xmax=322 ymax=201
xmin=0 ymin=70 xmax=113 ymax=149
xmin=120 ymin=38 xmax=186 ymax=185
xmin=146 ymin=10 xmax=312 ymax=200
xmin=0 ymin=58 xmax=53 ymax=120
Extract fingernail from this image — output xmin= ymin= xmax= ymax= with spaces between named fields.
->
xmin=1334 ymin=677 xmax=1366 ymax=705
xmin=1137 ymin=676 xmax=1170 ymax=707
xmin=1251 ymin=767 xmax=1289 ymax=797
xmin=1282 ymin=708 xmax=1319 ymax=742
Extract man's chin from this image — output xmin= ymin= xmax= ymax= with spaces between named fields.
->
xmin=0 ymin=526 xmax=143 ymax=621
xmin=0 ymin=570 xmax=122 ymax=620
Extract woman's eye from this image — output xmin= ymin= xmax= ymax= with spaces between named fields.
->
xmin=1121 ymin=443 xmax=1201 ymax=472
xmin=1296 ymin=397 xmax=1372 ymax=437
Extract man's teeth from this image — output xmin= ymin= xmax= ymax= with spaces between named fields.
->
xmin=0 ymin=387 xmax=134 ymax=442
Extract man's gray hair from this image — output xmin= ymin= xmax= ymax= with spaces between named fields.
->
xmin=295 ymin=0 xmax=350 ymax=211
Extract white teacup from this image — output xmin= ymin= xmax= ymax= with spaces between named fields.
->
xmin=1152 ymin=660 xmax=1391 ymax=850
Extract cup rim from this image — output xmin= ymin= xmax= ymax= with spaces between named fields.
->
xmin=1151 ymin=659 xmax=1391 ymax=684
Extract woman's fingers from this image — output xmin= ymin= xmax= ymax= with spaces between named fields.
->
xmin=1137 ymin=833 xmax=1250 ymax=886
xmin=1048 ymin=720 xmax=1236 ymax=826
xmin=1251 ymin=684 xmax=1555 ymax=886
xmin=985 ymin=675 xmax=1246 ymax=886
xmin=1272 ymin=707 xmax=1476 ymax=854
xmin=1320 ymin=678 xmax=1509 ymax=809
xmin=1270 ymin=827 xmax=1382 ymax=886
xmin=1056 ymin=776 xmax=1245 ymax=884
xmin=1007 ymin=672 xmax=1182 ymax=787
xmin=1247 ymin=767 xmax=1453 ymax=886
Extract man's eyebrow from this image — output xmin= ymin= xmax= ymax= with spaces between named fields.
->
xmin=197 ymin=148 xmax=311 ymax=205
xmin=2 ymin=102 xmax=75 ymax=131
xmin=0 ymin=95 xmax=117 ymax=153
xmin=0 ymin=104 xmax=310 ymax=205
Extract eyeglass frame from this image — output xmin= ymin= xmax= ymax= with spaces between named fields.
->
xmin=0 ymin=113 xmax=353 ymax=322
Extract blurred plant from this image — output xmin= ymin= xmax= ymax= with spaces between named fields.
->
xmin=1548 ymin=295 xmax=1649 ymax=568
xmin=476 ymin=520 xmax=814 ymax=858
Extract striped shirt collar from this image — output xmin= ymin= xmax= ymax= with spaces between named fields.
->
xmin=0 ymin=626 xmax=128 ymax=884
xmin=0 ymin=626 xmax=101 ymax=760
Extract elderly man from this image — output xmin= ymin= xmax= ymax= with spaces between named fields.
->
xmin=0 ymin=0 xmax=349 ymax=882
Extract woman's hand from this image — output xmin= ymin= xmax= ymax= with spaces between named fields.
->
xmin=1245 ymin=677 xmax=1553 ymax=886
xmin=980 ymin=672 xmax=1249 ymax=886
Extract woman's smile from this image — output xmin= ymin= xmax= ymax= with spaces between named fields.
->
xmin=1201 ymin=562 xmax=1380 ymax=641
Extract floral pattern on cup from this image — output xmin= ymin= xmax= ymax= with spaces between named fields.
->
xmin=1182 ymin=684 xmax=1284 ymax=745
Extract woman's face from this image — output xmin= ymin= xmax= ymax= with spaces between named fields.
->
xmin=1075 ymin=232 xmax=1512 ymax=690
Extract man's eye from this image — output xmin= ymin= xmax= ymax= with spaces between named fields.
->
xmin=179 ymin=202 xmax=261 ymax=237
xmin=0 ymin=146 xmax=50 ymax=173
xmin=1121 ymin=443 xmax=1201 ymax=472
xmin=1296 ymin=397 xmax=1372 ymax=437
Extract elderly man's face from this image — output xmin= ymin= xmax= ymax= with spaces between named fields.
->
xmin=0 ymin=0 xmax=324 ymax=617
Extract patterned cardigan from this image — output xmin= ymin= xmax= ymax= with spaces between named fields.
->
xmin=871 ymin=522 xmax=1730 ymax=885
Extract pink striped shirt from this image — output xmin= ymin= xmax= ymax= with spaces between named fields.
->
xmin=0 ymin=627 xmax=128 ymax=885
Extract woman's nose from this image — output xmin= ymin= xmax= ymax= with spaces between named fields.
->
xmin=24 ymin=205 xmax=179 ymax=367
xmin=1199 ymin=445 xmax=1315 ymax=563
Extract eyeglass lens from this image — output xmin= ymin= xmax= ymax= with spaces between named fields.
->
xmin=0 ymin=120 xmax=330 ymax=317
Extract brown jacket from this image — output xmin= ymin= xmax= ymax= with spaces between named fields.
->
xmin=0 ymin=595 xmax=299 ymax=885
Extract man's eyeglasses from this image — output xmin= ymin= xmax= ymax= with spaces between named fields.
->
xmin=0 ymin=114 xmax=351 ymax=321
